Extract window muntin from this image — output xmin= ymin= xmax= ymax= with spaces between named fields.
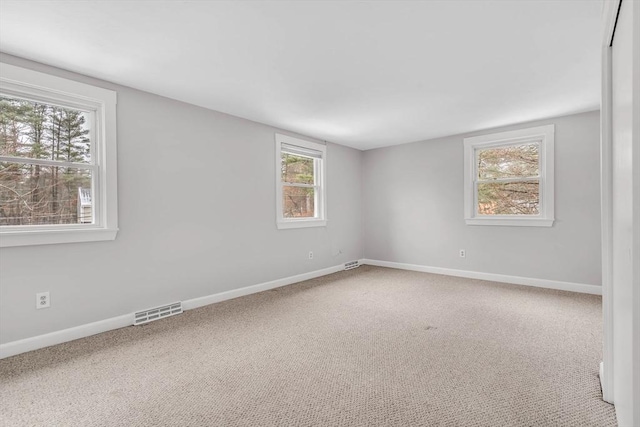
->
xmin=0 ymin=62 xmax=118 ymax=246
xmin=463 ymin=125 xmax=554 ymax=227
xmin=275 ymin=134 xmax=326 ymax=229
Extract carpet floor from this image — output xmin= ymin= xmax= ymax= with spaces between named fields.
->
xmin=0 ymin=266 xmax=617 ymax=426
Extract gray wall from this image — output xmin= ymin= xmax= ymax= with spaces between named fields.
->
xmin=0 ymin=54 xmax=363 ymax=344
xmin=362 ymin=111 xmax=601 ymax=285
xmin=0 ymin=53 xmax=603 ymax=346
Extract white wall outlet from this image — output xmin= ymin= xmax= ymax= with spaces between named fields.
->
xmin=308 ymin=251 xmax=314 ymax=260
xmin=459 ymin=249 xmax=466 ymax=258
xmin=36 ymin=292 xmax=50 ymax=309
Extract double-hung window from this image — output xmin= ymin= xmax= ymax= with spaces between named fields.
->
xmin=463 ymin=124 xmax=554 ymax=227
xmin=275 ymin=134 xmax=326 ymax=229
xmin=0 ymin=63 xmax=118 ymax=246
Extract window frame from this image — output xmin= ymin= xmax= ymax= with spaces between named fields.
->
xmin=0 ymin=63 xmax=118 ymax=247
xmin=463 ymin=124 xmax=555 ymax=227
xmin=275 ymin=133 xmax=327 ymax=229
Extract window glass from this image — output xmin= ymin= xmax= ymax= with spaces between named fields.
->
xmin=477 ymin=180 xmax=539 ymax=215
xmin=477 ymin=143 xmax=538 ymax=180
xmin=475 ymin=142 xmax=540 ymax=216
xmin=463 ymin=124 xmax=554 ymax=226
xmin=0 ymin=95 xmax=95 ymax=227
xmin=282 ymin=185 xmax=315 ymax=218
xmin=281 ymin=153 xmax=314 ymax=184
xmin=0 ymin=96 xmax=92 ymax=163
xmin=0 ymin=62 xmax=118 ymax=246
xmin=275 ymin=134 xmax=326 ymax=229
xmin=0 ymin=162 xmax=92 ymax=225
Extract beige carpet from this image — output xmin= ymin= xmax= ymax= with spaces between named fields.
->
xmin=0 ymin=266 xmax=617 ymax=426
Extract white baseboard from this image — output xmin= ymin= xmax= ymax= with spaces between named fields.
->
xmin=0 ymin=262 xmax=353 ymax=359
xmin=361 ymin=259 xmax=602 ymax=295
xmin=0 ymin=314 xmax=132 ymax=360
xmin=182 ymin=263 xmax=347 ymax=310
xmin=2 ymin=258 xmax=590 ymax=359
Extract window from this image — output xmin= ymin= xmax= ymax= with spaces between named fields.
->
xmin=275 ymin=134 xmax=326 ymax=229
xmin=0 ymin=63 xmax=118 ymax=246
xmin=463 ymin=125 xmax=554 ymax=227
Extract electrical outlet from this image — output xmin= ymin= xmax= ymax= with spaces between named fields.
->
xmin=459 ymin=249 xmax=466 ymax=258
xmin=36 ymin=292 xmax=50 ymax=309
xmin=308 ymin=251 xmax=314 ymax=260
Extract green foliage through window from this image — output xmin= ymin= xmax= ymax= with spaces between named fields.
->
xmin=281 ymin=152 xmax=315 ymax=218
xmin=476 ymin=143 xmax=540 ymax=215
xmin=0 ymin=96 xmax=93 ymax=226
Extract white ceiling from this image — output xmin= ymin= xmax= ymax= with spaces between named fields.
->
xmin=0 ymin=1 xmax=602 ymax=150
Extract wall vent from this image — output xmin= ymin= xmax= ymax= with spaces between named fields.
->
xmin=133 ymin=302 xmax=183 ymax=326
xmin=345 ymin=260 xmax=360 ymax=271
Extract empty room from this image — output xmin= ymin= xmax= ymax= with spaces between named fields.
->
xmin=0 ymin=1 xmax=638 ymax=426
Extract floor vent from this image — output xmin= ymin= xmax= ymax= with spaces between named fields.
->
xmin=345 ymin=260 xmax=360 ymax=271
xmin=133 ymin=302 xmax=183 ymax=326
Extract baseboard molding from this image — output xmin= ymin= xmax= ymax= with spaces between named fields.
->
xmin=0 ymin=314 xmax=132 ymax=360
xmin=361 ymin=259 xmax=602 ymax=295
xmin=3 ymin=258 xmax=590 ymax=359
xmin=0 ymin=262 xmax=354 ymax=359
xmin=182 ymin=263 xmax=348 ymax=310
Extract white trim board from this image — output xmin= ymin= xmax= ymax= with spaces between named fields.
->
xmin=362 ymin=259 xmax=602 ymax=295
xmin=0 ymin=262 xmax=358 ymax=359
xmin=600 ymin=43 xmax=615 ymax=404
xmin=0 ymin=314 xmax=132 ymax=360
xmin=181 ymin=263 xmax=346 ymax=311
xmin=599 ymin=0 xmax=624 ymax=406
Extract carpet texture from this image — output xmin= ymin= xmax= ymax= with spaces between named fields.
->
xmin=0 ymin=266 xmax=617 ymax=426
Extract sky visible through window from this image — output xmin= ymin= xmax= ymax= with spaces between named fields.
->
xmin=0 ymin=96 xmax=93 ymax=226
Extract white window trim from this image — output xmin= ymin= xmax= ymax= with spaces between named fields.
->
xmin=463 ymin=124 xmax=555 ymax=227
xmin=0 ymin=63 xmax=118 ymax=247
xmin=275 ymin=133 xmax=327 ymax=229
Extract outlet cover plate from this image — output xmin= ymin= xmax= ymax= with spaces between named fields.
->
xmin=36 ymin=292 xmax=50 ymax=309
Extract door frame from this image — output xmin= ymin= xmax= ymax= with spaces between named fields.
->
xmin=599 ymin=0 xmax=621 ymax=405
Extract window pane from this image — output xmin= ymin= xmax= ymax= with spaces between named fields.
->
xmin=477 ymin=143 xmax=538 ymax=180
xmin=281 ymin=153 xmax=314 ymax=184
xmin=0 ymin=96 xmax=92 ymax=163
xmin=0 ymin=162 xmax=93 ymax=225
xmin=477 ymin=180 xmax=539 ymax=215
xmin=283 ymin=185 xmax=315 ymax=218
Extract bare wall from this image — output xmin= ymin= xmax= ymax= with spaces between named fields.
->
xmin=0 ymin=54 xmax=363 ymax=344
xmin=362 ymin=111 xmax=601 ymax=286
xmin=0 ymin=53 xmax=602 ymax=347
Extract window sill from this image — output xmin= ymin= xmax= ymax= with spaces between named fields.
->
xmin=0 ymin=227 xmax=119 ymax=248
xmin=277 ymin=219 xmax=327 ymax=230
xmin=465 ymin=218 xmax=554 ymax=227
